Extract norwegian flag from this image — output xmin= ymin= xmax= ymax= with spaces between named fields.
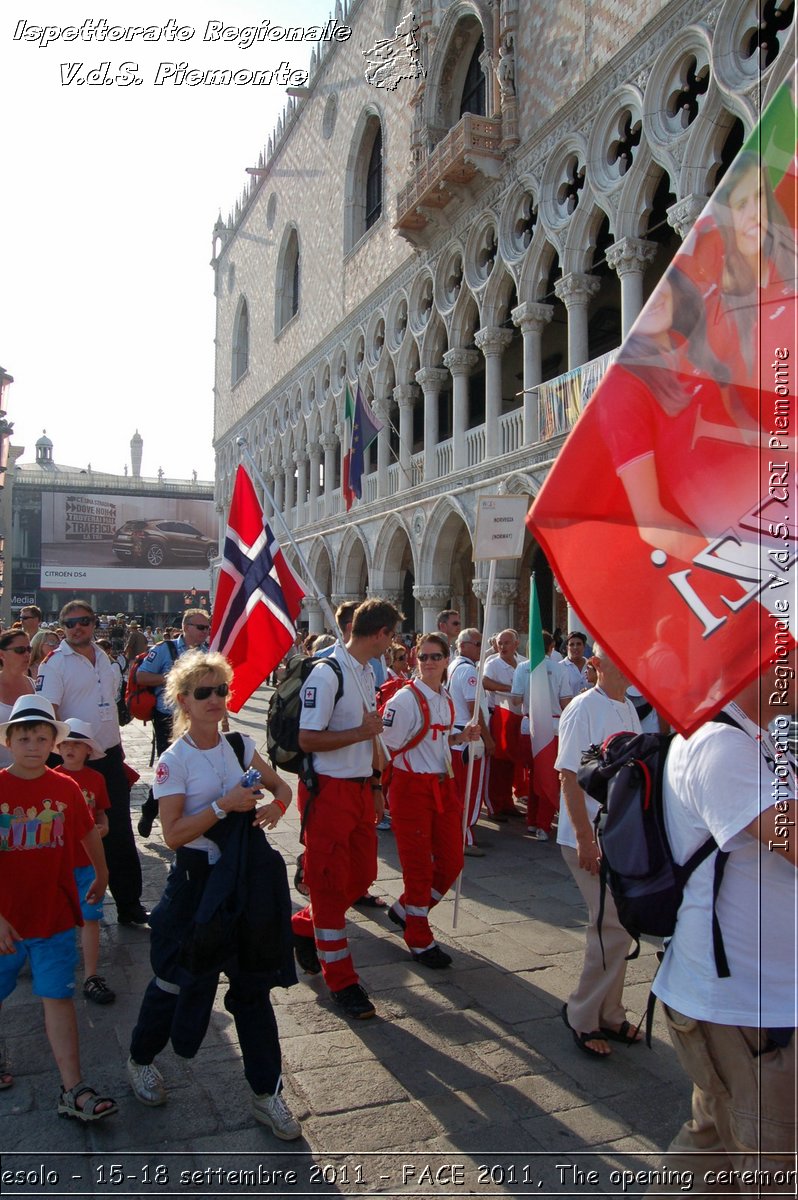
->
xmin=210 ymin=466 xmax=306 ymax=712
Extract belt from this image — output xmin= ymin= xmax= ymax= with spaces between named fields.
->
xmin=317 ymin=774 xmax=369 ymax=784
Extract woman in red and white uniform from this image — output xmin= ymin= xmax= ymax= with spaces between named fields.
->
xmin=382 ymin=633 xmax=480 ymax=969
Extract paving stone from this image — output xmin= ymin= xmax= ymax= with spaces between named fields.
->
xmin=291 ymin=1059 xmax=409 ymax=1114
xmin=280 ymin=1027 xmax=380 ymax=1072
xmin=304 ymin=1101 xmax=439 ymax=1151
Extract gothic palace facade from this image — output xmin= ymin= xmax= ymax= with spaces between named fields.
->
xmin=212 ymin=0 xmax=794 ymax=636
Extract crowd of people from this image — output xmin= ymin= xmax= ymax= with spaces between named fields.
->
xmin=0 ymin=593 xmax=793 ymax=1186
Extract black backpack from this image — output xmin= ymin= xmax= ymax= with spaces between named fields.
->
xmin=266 ymin=654 xmax=343 ymax=774
xmin=577 ymin=726 xmax=731 ymax=978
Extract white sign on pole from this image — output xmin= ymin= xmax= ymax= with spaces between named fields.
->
xmin=473 ymin=495 xmax=529 ymax=561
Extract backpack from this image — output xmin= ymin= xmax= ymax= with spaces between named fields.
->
xmin=266 ymin=654 xmax=344 ymax=774
xmin=125 ymin=640 xmax=178 ymax=722
xmin=577 ymin=727 xmax=731 ymax=978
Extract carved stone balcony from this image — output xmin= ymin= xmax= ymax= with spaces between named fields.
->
xmin=395 ymin=114 xmax=503 ymax=242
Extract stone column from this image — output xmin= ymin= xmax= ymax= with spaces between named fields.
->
xmin=304 ymin=597 xmax=323 ymax=635
xmin=443 ymin=348 xmax=479 ymax=472
xmin=394 ymin=383 xmax=418 ymax=487
xmin=512 ymin=301 xmax=553 ymax=445
xmin=475 ymin=327 xmax=513 ymax=459
xmin=606 ymin=237 xmax=658 ymax=336
xmin=491 ymin=579 xmax=518 ymax=633
xmin=416 ymin=366 xmax=449 ymax=483
xmin=294 ymin=449 xmax=308 ymax=527
xmin=554 ymin=272 xmax=601 ymax=369
xmin=373 ymin=398 xmax=391 ymax=500
xmin=320 ymin=432 xmax=336 ymax=517
xmin=308 ymin=441 xmax=321 ymax=523
xmin=666 ymin=194 xmax=706 ymax=241
xmin=413 ymin=584 xmax=452 ymax=634
xmin=283 ymin=456 xmax=295 ymax=529
xmin=271 ymin=464 xmax=284 ymax=518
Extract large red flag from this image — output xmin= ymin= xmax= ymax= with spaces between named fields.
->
xmin=528 ymin=79 xmax=797 ymax=736
xmin=210 ymin=466 xmax=306 ymax=712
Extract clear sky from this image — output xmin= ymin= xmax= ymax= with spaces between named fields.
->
xmin=2 ymin=0 xmax=337 ymax=481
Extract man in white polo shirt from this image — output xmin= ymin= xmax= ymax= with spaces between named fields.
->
xmin=449 ymin=628 xmax=491 ymax=856
xmin=652 ymin=657 xmax=797 ymax=1183
xmin=37 ymin=599 xmax=147 ymax=926
xmin=291 ymin=598 xmax=400 ymax=1021
xmin=555 ymin=643 xmax=641 ymax=1058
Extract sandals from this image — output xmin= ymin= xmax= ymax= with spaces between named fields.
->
xmin=353 ymin=893 xmax=387 ymax=908
xmin=58 ymin=1081 xmax=118 ymax=1122
xmin=600 ymin=1019 xmax=641 ymax=1045
xmin=560 ymin=1004 xmax=610 ymax=1058
xmin=83 ymin=975 xmax=116 ymax=1006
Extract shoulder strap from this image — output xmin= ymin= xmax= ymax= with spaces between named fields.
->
xmin=224 ymin=731 xmax=247 ymax=771
xmin=391 ymin=682 xmax=431 ymax=763
xmin=165 ymin=640 xmax=179 ymax=662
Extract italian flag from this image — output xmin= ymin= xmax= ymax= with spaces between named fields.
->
xmin=341 ymin=383 xmax=355 ymax=512
xmin=527 ymin=579 xmax=559 ymax=812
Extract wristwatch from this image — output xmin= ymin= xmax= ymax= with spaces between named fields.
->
xmin=211 ymin=800 xmax=227 ymax=820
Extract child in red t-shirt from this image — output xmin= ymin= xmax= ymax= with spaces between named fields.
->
xmin=0 ymin=696 xmax=117 ymax=1122
xmin=56 ymin=719 xmax=114 ymax=1006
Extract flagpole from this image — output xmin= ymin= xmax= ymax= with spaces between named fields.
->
xmin=235 ymin=436 xmax=389 ymax=756
xmin=452 ymin=555 xmax=497 ymax=927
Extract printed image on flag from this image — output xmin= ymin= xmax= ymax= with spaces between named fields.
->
xmin=349 ymin=383 xmax=383 ymax=502
xmin=528 ymin=75 xmax=797 ymax=736
xmin=342 ymin=383 xmax=356 ymax=513
xmin=210 ymin=466 xmax=306 ymax=712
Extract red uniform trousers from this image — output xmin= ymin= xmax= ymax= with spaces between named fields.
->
xmin=389 ymin=769 xmax=463 ymax=952
xmin=451 ymin=746 xmax=484 ymax=846
xmin=486 ymin=756 xmax=517 ymax=815
xmin=290 ymin=775 xmax=377 ymax=992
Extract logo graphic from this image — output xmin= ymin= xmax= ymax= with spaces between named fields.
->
xmin=363 ymin=11 xmax=425 ymax=90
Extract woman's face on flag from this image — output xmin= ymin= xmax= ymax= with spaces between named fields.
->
xmin=635 ymin=279 xmax=673 ymax=338
xmin=727 ymin=165 xmax=764 ymax=263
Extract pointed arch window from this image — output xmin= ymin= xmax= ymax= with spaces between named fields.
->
xmin=232 ymin=297 xmax=249 ymax=384
xmin=365 ymin=126 xmax=383 ymax=230
xmin=276 ymin=227 xmax=300 ymax=333
xmin=345 ymin=113 xmax=384 ymax=251
xmin=459 ymin=35 xmax=486 ymax=118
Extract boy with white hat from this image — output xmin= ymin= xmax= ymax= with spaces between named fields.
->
xmin=56 ymin=719 xmax=115 ymax=1006
xmin=0 ymin=696 xmax=117 ymax=1121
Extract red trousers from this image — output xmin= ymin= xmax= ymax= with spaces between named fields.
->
xmin=451 ymin=748 xmax=484 ymax=846
xmin=390 ymin=770 xmax=463 ymax=952
xmin=486 ymin=756 xmax=517 ymax=814
xmin=290 ymin=775 xmax=377 ymax=991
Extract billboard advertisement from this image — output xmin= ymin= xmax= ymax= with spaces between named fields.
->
xmin=40 ymin=492 xmax=216 ymax=591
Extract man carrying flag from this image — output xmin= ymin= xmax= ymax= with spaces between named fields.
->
xmin=342 ymin=382 xmax=383 ymax=512
xmin=527 ymin=76 xmax=797 ymax=736
xmin=210 ymin=466 xmax=305 ymax=711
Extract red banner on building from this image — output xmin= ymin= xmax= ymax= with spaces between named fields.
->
xmin=528 ymin=76 xmax=797 ymax=735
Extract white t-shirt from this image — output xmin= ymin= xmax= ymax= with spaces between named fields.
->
xmin=153 ymin=733 xmax=256 ymax=863
xmin=557 ymin=657 xmax=591 ymax=703
xmin=654 ymin=708 xmax=797 ymax=1026
xmin=37 ymin=641 xmax=121 ymax=750
xmin=484 ymin=655 xmax=526 ymax=713
xmin=447 ymin=657 xmax=479 ymax=754
xmin=382 ymin=680 xmax=454 ymax=774
xmin=299 ymin=644 xmax=375 ymax=779
xmin=554 ymin=686 xmax=641 ymax=849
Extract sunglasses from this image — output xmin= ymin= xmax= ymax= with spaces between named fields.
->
xmin=192 ymin=683 xmax=229 ymax=700
xmin=6 ymin=646 xmax=31 ymax=655
xmin=418 ymin=652 xmax=445 ymax=662
xmin=393 ymin=654 xmax=406 ymax=661
xmin=187 ymin=624 xmax=210 ymax=632
xmin=63 ymin=616 xmax=94 ymax=629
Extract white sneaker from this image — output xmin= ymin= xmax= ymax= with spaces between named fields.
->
xmin=127 ymin=1056 xmax=167 ymax=1106
xmin=529 ymin=827 xmax=549 ymax=841
xmin=252 ymin=1090 xmax=302 ymax=1140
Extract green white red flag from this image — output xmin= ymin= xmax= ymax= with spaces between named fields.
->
xmin=527 ymin=578 xmax=559 ymax=812
xmin=527 ymin=74 xmax=797 ymax=736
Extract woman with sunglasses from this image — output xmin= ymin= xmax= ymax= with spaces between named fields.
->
xmin=381 ymin=633 xmax=480 ymax=969
xmin=0 ymin=630 xmax=36 ymax=768
xmin=127 ymin=650 xmax=300 ymax=1139
xmin=28 ymin=630 xmax=61 ymax=680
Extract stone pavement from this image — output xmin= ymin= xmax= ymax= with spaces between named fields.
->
xmin=1 ymin=686 xmax=693 ymax=1197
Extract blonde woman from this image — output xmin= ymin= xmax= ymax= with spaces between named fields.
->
xmin=28 ymin=629 xmax=61 ymax=680
xmin=126 ymin=650 xmax=300 ymax=1139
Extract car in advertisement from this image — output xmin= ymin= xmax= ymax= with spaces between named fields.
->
xmin=39 ymin=492 xmax=217 ymax=591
